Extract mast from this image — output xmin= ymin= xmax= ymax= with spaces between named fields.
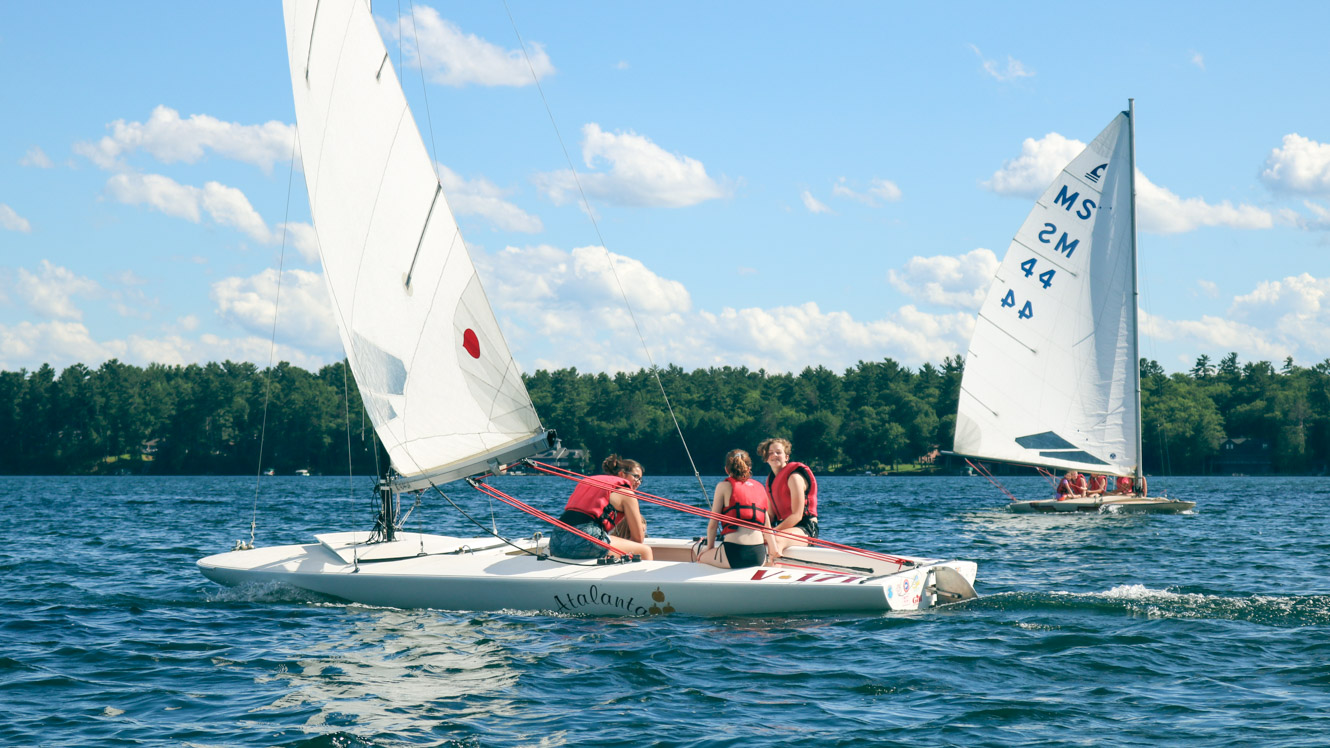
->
xmin=1127 ymin=98 xmax=1144 ymax=492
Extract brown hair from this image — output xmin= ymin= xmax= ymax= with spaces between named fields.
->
xmin=602 ymin=454 xmax=642 ymax=477
xmin=724 ymin=449 xmax=753 ymax=480
xmin=757 ymin=437 xmax=792 ymax=461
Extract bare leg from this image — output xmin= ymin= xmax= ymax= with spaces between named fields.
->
xmin=696 ymin=543 xmax=730 ymax=569
xmin=609 ymin=536 xmax=653 ymax=561
xmin=773 ymin=528 xmax=809 ymax=556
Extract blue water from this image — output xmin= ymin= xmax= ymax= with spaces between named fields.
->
xmin=2 ymin=475 xmax=1329 ymax=746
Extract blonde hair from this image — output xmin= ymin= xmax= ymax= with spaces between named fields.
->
xmin=757 ymin=437 xmax=792 ymax=461
xmin=724 ymin=449 xmax=753 ymax=480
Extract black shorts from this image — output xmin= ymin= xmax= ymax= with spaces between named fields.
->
xmin=794 ymin=515 xmax=819 ymax=538
xmin=722 ymin=541 xmax=767 ymax=569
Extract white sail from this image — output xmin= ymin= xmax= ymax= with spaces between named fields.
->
xmin=954 ymin=112 xmax=1137 ymax=476
xmin=283 ymin=0 xmax=547 ymax=490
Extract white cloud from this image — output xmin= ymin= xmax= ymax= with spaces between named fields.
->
xmin=832 ymin=177 xmax=902 ymax=206
xmin=0 ymin=204 xmax=32 ymax=233
xmin=378 ymin=6 xmax=553 ymax=87
xmin=476 ymin=243 xmax=976 ymax=372
xmin=982 ymin=132 xmax=1085 ymax=196
xmin=1196 ymin=279 xmax=1219 ymax=299
xmin=104 ymin=172 xmax=319 ymax=256
xmin=985 ymin=132 xmax=1273 ymax=233
xmin=969 ymin=44 xmax=1033 ymax=82
xmin=533 ymin=123 xmax=726 ymax=208
xmin=13 ymin=261 xmax=101 ymax=320
xmin=178 ymin=315 xmax=200 ymax=332
xmin=1135 ymin=171 xmax=1273 ymax=234
xmin=1143 ymin=312 xmax=1292 ymax=361
xmin=438 ymin=164 xmax=543 ymax=233
xmin=74 ymin=105 xmax=295 ymax=172
xmin=801 ymin=190 xmax=832 ymax=214
xmin=211 ymin=268 xmax=340 ymax=351
xmin=888 ymin=249 xmax=999 ymax=311
xmin=0 ymin=321 xmax=119 ymax=371
xmin=19 ymin=146 xmax=53 ymax=168
xmin=1261 ymin=134 xmax=1330 ymax=194
xmin=1190 ymin=51 xmax=1205 ymax=70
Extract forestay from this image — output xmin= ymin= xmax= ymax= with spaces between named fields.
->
xmin=954 ymin=112 xmax=1137 ymax=476
xmin=284 ymin=0 xmax=547 ymax=491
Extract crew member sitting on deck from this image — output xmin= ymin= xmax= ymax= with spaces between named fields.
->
xmin=549 ymin=454 xmax=653 ymax=561
xmin=696 ymin=449 xmax=777 ymax=569
xmin=1056 ymin=470 xmax=1088 ymax=500
xmin=1111 ymin=475 xmax=1134 ymax=495
xmin=1087 ymin=473 xmax=1108 ymax=496
xmin=758 ymin=437 xmax=818 ymax=557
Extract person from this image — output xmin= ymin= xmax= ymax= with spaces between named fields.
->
xmin=696 ymin=449 xmax=777 ymax=569
xmin=1111 ymin=475 xmax=1134 ymax=495
xmin=549 ymin=454 xmax=653 ymax=561
xmin=1087 ymin=473 xmax=1108 ymax=496
xmin=757 ymin=437 xmax=818 ymax=557
xmin=1056 ymin=470 xmax=1087 ymax=500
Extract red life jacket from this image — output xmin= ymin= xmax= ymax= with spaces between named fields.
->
xmin=1088 ymin=475 xmax=1107 ymax=493
xmin=1116 ymin=476 xmax=1133 ymax=493
xmin=766 ymin=462 xmax=817 ymax=523
xmin=720 ymin=477 xmax=769 ymax=535
xmin=563 ymin=475 xmax=630 ymax=532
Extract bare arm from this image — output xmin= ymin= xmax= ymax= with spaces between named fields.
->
xmin=773 ymin=473 xmax=807 ymax=532
xmin=706 ymin=482 xmax=728 ymax=549
xmin=611 ymin=491 xmax=648 ymax=542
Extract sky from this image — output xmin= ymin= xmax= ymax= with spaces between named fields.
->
xmin=2 ymin=1 xmax=1329 ymax=377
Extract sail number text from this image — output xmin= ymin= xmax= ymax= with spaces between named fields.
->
xmin=1001 ymin=183 xmax=1097 ymax=321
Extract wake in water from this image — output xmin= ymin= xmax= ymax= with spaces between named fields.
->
xmin=975 ymin=584 xmax=1330 ymax=626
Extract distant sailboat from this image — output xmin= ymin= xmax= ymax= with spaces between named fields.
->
xmin=198 ymin=0 xmax=980 ymax=613
xmin=953 ymin=102 xmax=1193 ymax=513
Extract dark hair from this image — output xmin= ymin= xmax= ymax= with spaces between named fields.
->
xmin=757 ymin=437 xmax=792 ymax=461
xmin=602 ymin=454 xmax=642 ymax=476
xmin=725 ymin=449 xmax=752 ymax=480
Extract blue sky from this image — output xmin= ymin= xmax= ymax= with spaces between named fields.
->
xmin=2 ymin=1 xmax=1328 ymax=375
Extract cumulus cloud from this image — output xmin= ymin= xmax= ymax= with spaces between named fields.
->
xmin=12 ymin=261 xmax=100 ymax=320
xmin=832 ymin=177 xmax=902 ymax=205
xmin=475 ymin=243 xmax=976 ymax=372
xmin=378 ymin=6 xmax=553 ymax=87
xmin=104 ymin=172 xmax=319 ymax=258
xmin=1196 ymin=279 xmax=1219 ymax=299
xmin=533 ymin=124 xmax=726 ymax=208
xmin=0 ymin=320 xmax=329 ymax=372
xmin=985 ymin=132 xmax=1274 ymax=233
xmin=74 ymin=105 xmax=295 ymax=173
xmin=19 ymin=146 xmax=53 ymax=168
xmin=438 ymin=164 xmax=543 ymax=233
xmin=982 ymin=132 xmax=1086 ymax=196
xmin=801 ymin=190 xmax=832 ymax=214
xmin=969 ymin=44 xmax=1033 ymax=82
xmin=888 ymin=249 xmax=999 ymax=311
xmin=211 ymin=268 xmax=340 ymax=351
xmin=1143 ymin=311 xmax=1293 ymax=362
xmin=1261 ymin=134 xmax=1330 ymax=194
xmin=0 ymin=204 xmax=32 ymax=233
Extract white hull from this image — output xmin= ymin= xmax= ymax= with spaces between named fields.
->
xmin=1009 ymin=495 xmax=1194 ymax=514
xmin=198 ymin=532 xmax=978 ymax=616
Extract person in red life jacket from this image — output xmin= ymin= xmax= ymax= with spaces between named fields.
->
xmin=757 ymin=437 xmax=818 ymax=557
xmin=549 ymin=454 xmax=653 ymax=561
xmin=696 ymin=449 xmax=777 ymax=569
xmin=1087 ymin=474 xmax=1108 ymax=496
xmin=1110 ymin=475 xmax=1134 ymax=495
xmin=1056 ymin=472 xmax=1075 ymax=500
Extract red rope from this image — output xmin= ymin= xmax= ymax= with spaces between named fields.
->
xmin=966 ymin=458 xmax=1020 ymax=502
xmin=523 ymin=460 xmax=914 ymax=566
xmin=468 ymin=480 xmax=624 ymax=557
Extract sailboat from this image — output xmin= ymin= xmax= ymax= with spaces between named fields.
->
xmin=197 ymin=0 xmax=979 ymax=615
xmin=953 ymin=101 xmax=1193 ymax=514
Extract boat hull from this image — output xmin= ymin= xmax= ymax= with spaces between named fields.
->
xmin=1009 ymin=496 xmax=1195 ymax=514
xmin=198 ymin=533 xmax=978 ymax=616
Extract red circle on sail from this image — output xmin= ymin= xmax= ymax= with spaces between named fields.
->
xmin=462 ymin=329 xmax=481 ymax=359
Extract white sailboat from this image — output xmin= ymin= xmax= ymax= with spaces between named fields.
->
xmin=953 ymin=102 xmax=1192 ymax=514
xmin=197 ymin=0 xmax=979 ymax=615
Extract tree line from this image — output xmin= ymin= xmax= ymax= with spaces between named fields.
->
xmin=0 ymin=353 xmax=1326 ymax=477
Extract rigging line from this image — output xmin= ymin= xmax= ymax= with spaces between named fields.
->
xmin=437 ymin=481 xmax=620 ymax=565
xmin=407 ymin=1 xmax=442 ymax=183
xmin=526 ymin=461 xmax=912 ymax=565
xmin=247 ymin=129 xmax=300 ymax=549
xmin=501 ymin=0 xmax=708 ymax=504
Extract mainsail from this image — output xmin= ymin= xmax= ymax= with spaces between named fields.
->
xmin=954 ymin=112 xmax=1138 ymax=476
xmin=284 ymin=0 xmax=548 ymax=491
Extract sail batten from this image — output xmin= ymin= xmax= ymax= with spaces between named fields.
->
xmin=955 ymin=112 xmax=1138 ymax=477
xmin=284 ymin=0 xmax=546 ymax=485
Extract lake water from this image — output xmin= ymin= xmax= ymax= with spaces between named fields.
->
xmin=2 ymin=474 xmax=1328 ymax=746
